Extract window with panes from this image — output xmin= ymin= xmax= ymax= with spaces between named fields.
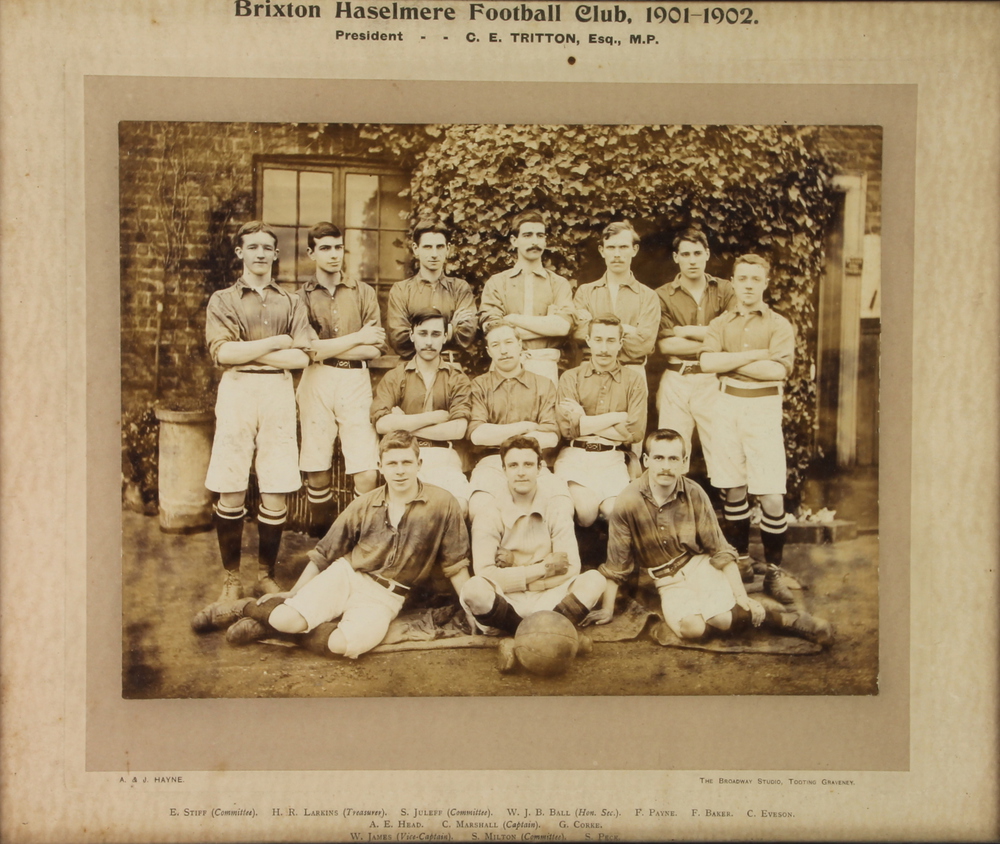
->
xmin=255 ymin=159 xmax=411 ymax=305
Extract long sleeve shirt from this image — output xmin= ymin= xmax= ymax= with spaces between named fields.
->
xmin=467 ymin=368 xmax=559 ymax=442
xmin=308 ymin=482 xmax=470 ymax=587
xmin=600 ymin=474 xmax=736 ymax=588
xmin=205 ymin=277 xmax=311 ymax=365
xmin=471 ymin=482 xmax=579 ymax=594
xmin=573 ymin=272 xmax=660 ymax=365
xmin=479 ymin=266 xmax=575 ymax=350
xmin=299 ymin=274 xmax=386 ymax=354
xmin=387 ymin=274 xmax=478 ymax=358
xmin=701 ymin=303 xmax=795 ymax=382
xmin=556 ymin=362 xmax=647 ymax=444
xmin=655 ymin=274 xmax=735 ymax=361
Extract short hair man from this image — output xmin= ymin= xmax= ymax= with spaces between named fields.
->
xmin=204 ymin=221 xmax=311 ymax=602
xmin=585 ymin=430 xmax=832 ymax=647
xmin=699 ymin=254 xmax=797 ymax=603
xmin=573 ymin=221 xmax=660 ymax=376
xmin=225 ymin=431 xmax=472 ymax=658
xmin=387 ymin=219 xmax=479 ymax=359
xmin=466 ymin=322 xmax=564 ymax=522
xmin=479 ymin=210 xmax=575 ymax=384
xmin=554 ymin=316 xmax=647 ymax=526
xmin=371 ymin=309 xmax=473 ymax=517
xmin=654 ymin=228 xmax=735 ymax=486
xmin=297 ymin=222 xmax=385 ymax=535
xmin=460 ymin=436 xmax=607 ymax=672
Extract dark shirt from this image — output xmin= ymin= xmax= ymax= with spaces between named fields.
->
xmin=467 ymin=368 xmax=559 ymax=441
xmin=205 ymin=277 xmax=311 ymax=365
xmin=556 ymin=362 xmax=647 ymax=444
xmin=299 ymin=274 xmax=386 ymax=354
xmin=600 ymin=473 xmax=736 ymax=587
xmin=701 ymin=303 xmax=795 ymax=382
xmin=307 ymin=481 xmax=470 ymax=587
xmin=370 ymin=359 xmax=472 ymax=425
xmin=387 ymin=274 xmax=478 ymax=358
xmin=656 ymin=273 xmax=735 ymax=361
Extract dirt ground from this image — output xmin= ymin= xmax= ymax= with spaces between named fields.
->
xmin=122 ymin=506 xmax=879 ymax=699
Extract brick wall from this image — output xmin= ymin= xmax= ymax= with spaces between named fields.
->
xmin=815 ymin=126 xmax=883 ymax=235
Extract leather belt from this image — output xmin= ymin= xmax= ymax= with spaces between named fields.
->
xmin=570 ymin=440 xmax=629 ymax=453
xmin=416 ymin=438 xmax=453 ymax=449
xmin=321 ymin=358 xmax=367 ymax=369
xmin=368 ymin=572 xmax=410 ymax=595
xmin=235 ymin=368 xmax=283 ymax=374
xmin=723 ymin=384 xmax=780 ymax=398
xmin=665 ymin=360 xmax=703 ymax=375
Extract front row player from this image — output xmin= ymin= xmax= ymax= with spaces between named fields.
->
xmin=224 ymin=431 xmax=471 ymax=659
xmin=460 ymin=436 xmax=606 ymax=672
xmin=584 ymin=430 xmax=833 ymax=647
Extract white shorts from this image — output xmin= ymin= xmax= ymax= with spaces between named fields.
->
xmin=553 ymin=446 xmax=631 ymax=505
xmin=297 ymin=363 xmax=379 ymax=475
xmin=654 ymin=553 xmax=736 ymax=635
xmin=468 ymin=454 xmax=566 ymax=499
xmin=418 ymin=445 xmax=472 ymax=502
xmin=656 ymin=369 xmax=724 ymax=482
xmin=710 ymin=385 xmax=787 ymax=494
xmin=460 ymin=574 xmax=580 ymax=633
xmin=522 ymin=348 xmax=560 ymax=385
xmin=283 ymin=557 xmax=405 ymax=659
xmin=205 ymin=369 xmax=302 ymax=494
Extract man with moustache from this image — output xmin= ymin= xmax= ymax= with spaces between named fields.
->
xmin=466 ymin=322 xmax=563 ymax=523
xmin=387 ymin=219 xmax=479 ymax=359
xmin=480 ymin=210 xmax=575 ymax=384
xmin=584 ymin=430 xmax=832 ymax=648
xmin=371 ymin=308 xmax=473 ymax=517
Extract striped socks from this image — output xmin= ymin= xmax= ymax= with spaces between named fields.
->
xmin=723 ymin=496 xmax=751 ymax=556
xmin=760 ymin=509 xmax=788 ymax=566
xmin=306 ymin=484 xmax=336 ymax=537
xmin=257 ymin=504 xmax=287 ymax=577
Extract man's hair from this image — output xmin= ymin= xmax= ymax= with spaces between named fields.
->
xmin=589 ymin=314 xmax=623 ymax=338
xmin=234 ymin=220 xmax=278 ymax=249
xmin=644 ymin=428 xmax=688 ymax=458
xmin=378 ymin=430 xmax=420 ymax=458
xmin=307 ymin=221 xmax=343 ymax=250
xmin=484 ymin=320 xmax=521 ymax=343
xmin=499 ymin=435 xmax=542 ymax=466
xmin=509 ymin=210 xmax=546 ymax=238
xmin=412 ymin=219 xmax=451 ymax=246
xmin=672 ymin=228 xmax=709 ymax=252
xmin=732 ymin=253 xmax=771 ymax=276
xmin=410 ymin=307 xmax=449 ymax=331
xmin=602 ymin=220 xmax=640 ymax=245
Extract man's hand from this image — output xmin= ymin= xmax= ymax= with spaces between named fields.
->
xmin=559 ymin=399 xmax=585 ymax=424
xmin=356 ymin=321 xmax=386 ymax=346
xmin=389 ymin=406 xmax=405 ymax=416
xmin=257 ymin=591 xmax=293 ymax=605
xmin=541 ymin=552 xmax=569 ymax=578
xmin=271 ymin=334 xmax=294 ymax=351
xmin=620 ymin=322 xmax=638 ymax=337
xmin=495 ymin=548 xmax=515 ymax=568
xmin=735 ymin=595 xmax=766 ymax=626
xmin=581 ymin=606 xmax=613 ymax=626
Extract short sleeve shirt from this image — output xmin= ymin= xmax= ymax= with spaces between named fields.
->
xmin=387 ymin=274 xmax=478 ymax=358
xmin=701 ymin=304 xmax=796 ymax=382
xmin=479 ymin=266 xmax=575 ymax=350
xmin=370 ymin=359 xmax=473 ymax=425
xmin=299 ymin=274 xmax=386 ymax=354
xmin=556 ymin=362 xmax=647 ymax=444
xmin=656 ymin=274 xmax=735 ymax=360
xmin=573 ymin=272 xmax=660 ymax=365
xmin=467 ymin=368 xmax=559 ymax=440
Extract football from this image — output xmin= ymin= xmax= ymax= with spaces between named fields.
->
xmin=513 ymin=611 xmax=580 ymax=676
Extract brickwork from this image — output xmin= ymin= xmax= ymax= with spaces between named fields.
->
xmin=814 ymin=125 xmax=883 ymax=235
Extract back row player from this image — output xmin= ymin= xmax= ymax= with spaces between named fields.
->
xmin=203 ymin=215 xmax=794 ymax=607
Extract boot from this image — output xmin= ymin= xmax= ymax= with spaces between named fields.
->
xmin=217 ymin=570 xmax=244 ymax=603
xmin=763 ymin=564 xmax=795 ymax=604
xmin=765 ymin=608 xmax=834 ymax=648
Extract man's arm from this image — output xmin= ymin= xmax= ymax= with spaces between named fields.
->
xmin=585 ymin=504 xmax=635 ymax=624
xmin=621 ymin=288 xmax=661 ymax=361
xmin=252 ymin=348 xmax=311 ymax=370
xmin=505 ymin=312 xmax=572 ymax=339
xmin=449 ymin=280 xmax=480 ymax=350
xmin=699 ymin=347 xmax=769 ymax=374
xmin=386 ymin=283 xmax=416 ymax=357
xmin=469 ymin=419 xmax=537 ymax=446
xmin=728 ymin=359 xmax=789 ymax=381
xmin=214 ymin=334 xmax=294 ymax=366
xmin=412 ymin=418 xmax=468 ymax=441
xmin=310 ymin=322 xmax=386 ymax=361
xmin=375 ymin=408 xmax=451 ymax=435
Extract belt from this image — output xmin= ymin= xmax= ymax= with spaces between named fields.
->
xmin=723 ymin=384 xmax=780 ymax=398
xmin=321 ymin=358 xmax=367 ymax=369
xmin=235 ymin=368 xmax=283 ymax=374
xmin=368 ymin=572 xmax=410 ymax=596
xmin=648 ymin=552 xmax=692 ymax=579
xmin=416 ymin=437 xmax=453 ymax=449
xmin=665 ymin=360 xmax=703 ymax=375
xmin=570 ymin=440 xmax=629 ymax=453
xmin=479 ymin=447 xmax=502 ymax=457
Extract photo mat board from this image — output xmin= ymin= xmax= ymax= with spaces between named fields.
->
xmin=119 ymin=117 xmax=881 ymax=702
xmin=92 ymin=77 xmax=911 ymax=773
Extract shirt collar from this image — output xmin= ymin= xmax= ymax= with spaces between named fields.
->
xmin=236 ymin=276 xmax=284 ymax=296
xmin=582 ymin=360 xmax=622 ymax=382
xmin=371 ymin=480 xmax=428 ymax=507
xmin=489 ymin=366 xmax=532 ymax=390
xmin=403 ymin=357 xmax=448 ymax=373
xmin=507 ymin=265 xmax=549 ymax=280
xmin=596 ymin=271 xmax=640 ymax=291
xmin=667 ymin=273 xmax=720 ymax=295
xmin=639 ymin=472 xmax=688 ymax=505
xmin=303 ymin=274 xmax=357 ymax=293
xmin=735 ymin=301 xmax=770 ymax=318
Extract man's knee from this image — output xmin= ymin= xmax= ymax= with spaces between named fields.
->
xmin=461 ymin=576 xmax=497 ymax=614
xmin=352 ymin=470 xmax=378 ymax=495
xmin=569 ymin=483 xmax=599 ymax=527
xmin=726 ymin=485 xmax=748 ymax=504
xmin=306 ymin=470 xmax=333 ymax=490
xmin=677 ymin=615 xmax=707 ymax=639
xmin=598 ymin=496 xmax=617 ymax=523
xmin=759 ymin=493 xmax=784 ymax=516
xmin=571 ymin=569 xmax=607 ymax=607
xmin=706 ymin=610 xmax=732 ymax=631
xmin=268 ymin=603 xmax=308 ymax=634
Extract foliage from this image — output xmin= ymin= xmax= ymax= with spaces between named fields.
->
xmin=122 ymin=401 xmax=160 ymax=505
xmin=355 ymin=123 xmax=837 ymax=495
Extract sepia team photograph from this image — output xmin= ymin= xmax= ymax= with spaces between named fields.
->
xmin=120 ymin=121 xmax=881 ymax=699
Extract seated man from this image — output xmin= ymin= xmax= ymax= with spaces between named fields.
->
xmin=584 ymin=429 xmax=833 ymax=647
xmin=467 ymin=322 xmax=564 ymax=522
xmin=225 ymin=431 xmax=471 ymax=658
xmin=371 ymin=308 xmax=473 ymax=517
xmin=460 ymin=436 xmax=607 ymax=672
xmin=554 ymin=316 xmax=647 ymax=526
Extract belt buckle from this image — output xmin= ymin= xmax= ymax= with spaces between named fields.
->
xmin=585 ymin=442 xmax=599 ymax=452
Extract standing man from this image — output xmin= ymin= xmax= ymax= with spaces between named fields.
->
xmin=460 ymin=436 xmax=606 ymax=672
xmin=466 ymin=322 xmax=562 ymax=522
xmin=700 ymin=254 xmax=797 ymax=603
xmin=655 ymin=228 xmax=735 ymax=487
xmin=554 ymin=316 xmax=647 ymax=526
xmin=371 ymin=309 xmax=473 ymax=517
xmin=573 ymin=221 xmax=660 ymax=379
xmin=204 ymin=221 xmax=311 ymax=602
xmin=387 ymin=219 xmax=479 ymax=359
xmin=297 ymin=222 xmax=385 ymax=535
xmin=224 ymin=431 xmax=472 ymax=659
xmin=584 ymin=430 xmax=832 ymax=647
xmin=480 ymin=210 xmax=575 ymax=384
